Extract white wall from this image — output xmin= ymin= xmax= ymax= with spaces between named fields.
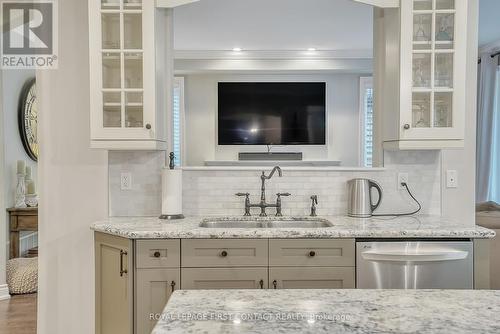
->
xmin=440 ymin=0 xmax=479 ymax=223
xmin=0 ymin=67 xmax=7 ymax=299
xmin=37 ymin=0 xmax=108 ymax=332
xmin=173 ymin=0 xmax=373 ymax=51
xmin=183 ymin=73 xmax=364 ymax=166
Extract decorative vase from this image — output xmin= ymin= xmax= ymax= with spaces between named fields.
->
xmin=15 ymin=174 xmax=27 ymax=208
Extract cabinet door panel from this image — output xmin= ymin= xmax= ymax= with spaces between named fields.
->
xmin=269 ymin=239 xmax=355 ymax=267
xmin=270 ymin=267 xmax=355 ymax=289
xmin=95 ymin=233 xmax=133 ymax=334
xmin=181 ymin=268 xmax=268 ymax=290
xmin=136 ymin=269 xmax=180 ymax=334
xmin=182 ymin=239 xmax=268 ymax=267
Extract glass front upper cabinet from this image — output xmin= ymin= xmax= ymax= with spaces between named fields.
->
xmin=411 ymin=0 xmax=455 ymax=129
xmin=100 ymin=0 xmax=143 ymax=128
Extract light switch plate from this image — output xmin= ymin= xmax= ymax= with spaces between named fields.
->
xmin=121 ymin=172 xmax=132 ymax=190
xmin=446 ymin=170 xmax=458 ymax=188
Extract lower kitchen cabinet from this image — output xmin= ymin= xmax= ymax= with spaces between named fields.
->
xmin=269 ymin=267 xmax=355 ymax=289
xmin=95 ymin=233 xmax=133 ymax=334
xmin=181 ymin=268 xmax=268 ymax=289
xmin=136 ymin=268 xmax=180 ymax=334
xmin=95 ymin=235 xmax=356 ymax=333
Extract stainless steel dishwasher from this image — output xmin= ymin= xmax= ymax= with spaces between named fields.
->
xmin=356 ymin=240 xmax=473 ymax=289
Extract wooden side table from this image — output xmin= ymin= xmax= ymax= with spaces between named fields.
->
xmin=7 ymin=207 xmax=38 ymax=259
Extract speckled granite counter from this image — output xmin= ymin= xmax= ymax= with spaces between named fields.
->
xmin=152 ymin=289 xmax=500 ymax=334
xmin=91 ymin=215 xmax=495 ymax=239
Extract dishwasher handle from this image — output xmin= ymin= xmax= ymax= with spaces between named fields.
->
xmin=361 ymin=250 xmax=469 ymax=262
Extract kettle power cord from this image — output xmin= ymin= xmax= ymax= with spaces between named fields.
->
xmin=372 ymin=182 xmax=422 ymax=217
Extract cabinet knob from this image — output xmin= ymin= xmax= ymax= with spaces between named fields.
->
xmin=309 ymin=251 xmax=316 ymax=257
xmin=153 ymin=251 xmax=161 ymax=258
xmin=220 ymin=250 xmax=228 ymax=257
xmin=145 ymin=123 xmax=152 ymax=130
xmin=403 ymin=124 xmax=410 ymax=130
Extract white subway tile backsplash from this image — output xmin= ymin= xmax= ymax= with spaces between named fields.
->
xmin=108 ymin=151 xmax=441 ymax=217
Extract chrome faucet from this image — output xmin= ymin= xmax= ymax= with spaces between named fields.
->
xmin=235 ymin=166 xmax=289 ymax=217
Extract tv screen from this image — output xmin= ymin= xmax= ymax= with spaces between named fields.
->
xmin=218 ymin=82 xmax=326 ymax=145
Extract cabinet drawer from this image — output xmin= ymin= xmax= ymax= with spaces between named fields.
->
xmin=269 ymin=267 xmax=355 ymax=289
xmin=136 ymin=240 xmax=180 ymax=268
xmin=181 ymin=239 xmax=268 ymax=267
xmin=181 ymin=268 xmax=268 ymax=289
xmin=269 ymin=239 xmax=355 ymax=267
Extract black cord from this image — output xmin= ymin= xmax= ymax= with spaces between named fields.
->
xmin=372 ymin=182 xmax=422 ymax=217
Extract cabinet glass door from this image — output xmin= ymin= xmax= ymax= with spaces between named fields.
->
xmin=100 ymin=0 xmax=144 ymax=130
xmin=410 ymin=0 xmax=455 ymax=131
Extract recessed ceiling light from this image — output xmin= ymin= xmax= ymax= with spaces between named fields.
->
xmin=232 ymin=47 xmax=242 ymax=52
xmin=307 ymin=48 xmax=317 ymax=52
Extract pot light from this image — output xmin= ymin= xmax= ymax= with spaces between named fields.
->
xmin=307 ymin=48 xmax=317 ymax=52
xmin=232 ymin=47 xmax=242 ymax=52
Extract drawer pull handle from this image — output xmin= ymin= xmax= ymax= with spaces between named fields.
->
xmin=153 ymin=251 xmax=161 ymax=258
xmin=170 ymin=280 xmax=176 ymax=292
xmin=272 ymin=280 xmax=277 ymax=289
xmin=309 ymin=251 xmax=316 ymax=257
xmin=119 ymin=250 xmax=128 ymax=277
xmin=220 ymin=250 xmax=228 ymax=257
xmin=259 ymin=279 xmax=264 ymax=289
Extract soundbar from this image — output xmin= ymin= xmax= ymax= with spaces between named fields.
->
xmin=238 ymin=152 xmax=303 ymax=161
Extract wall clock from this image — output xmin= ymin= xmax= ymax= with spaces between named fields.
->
xmin=18 ymin=78 xmax=38 ymax=162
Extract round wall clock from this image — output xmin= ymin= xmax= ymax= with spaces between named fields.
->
xmin=18 ymin=78 xmax=38 ymax=162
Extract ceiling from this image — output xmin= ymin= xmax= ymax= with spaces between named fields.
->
xmin=173 ymin=0 xmax=373 ymax=52
xmin=479 ymin=0 xmax=500 ymax=48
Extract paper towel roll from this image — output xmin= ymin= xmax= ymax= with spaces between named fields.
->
xmin=161 ymin=168 xmax=182 ymax=215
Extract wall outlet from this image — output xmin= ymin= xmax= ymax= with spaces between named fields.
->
xmin=120 ymin=172 xmax=132 ymax=190
xmin=446 ymin=170 xmax=458 ymax=188
xmin=397 ymin=172 xmax=409 ymax=190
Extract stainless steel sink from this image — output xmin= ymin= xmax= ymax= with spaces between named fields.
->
xmin=198 ymin=221 xmax=267 ymax=228
xmin=267 ymin=220 xmax=333 ymax=228
xmin=199 ymin=218 xmax=333 ymax=228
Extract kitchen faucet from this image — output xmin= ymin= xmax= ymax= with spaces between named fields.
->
xmin=235 ymin=166 xmax=290 ymax=217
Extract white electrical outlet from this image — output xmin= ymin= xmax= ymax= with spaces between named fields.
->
xmin=397 ymin=173 xmax=409 ymax=190
xmin=446 ymin=170 xmax=458 ymax=188
xmin=121 ymin=172 xmax=132 ymax=190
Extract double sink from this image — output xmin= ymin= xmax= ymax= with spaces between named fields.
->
xmin=199 ymin=217 xmax=333 ymax=229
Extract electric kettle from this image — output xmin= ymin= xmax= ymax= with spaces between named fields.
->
xmin=347 ymin=178 xmax=382 ymax=217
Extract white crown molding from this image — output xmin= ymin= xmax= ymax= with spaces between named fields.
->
xmin=156 ymin=0 xmax=199 ymax=8
xmin=174 ymin=58 xmax=373 ymax=74
xmin=479 ymin=39 xmax=500 ymax=55
xmin=0 ymin=284 xmax=10 ymax=301
xmin=174 ymin=49 xmax=373 ymax=60
xmin=351 ymin=0 xmax=399 ymax=8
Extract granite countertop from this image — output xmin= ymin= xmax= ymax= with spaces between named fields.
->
xmin=152 ymin=289 xmax=500 ymax=334
xmin=90 ymin=215 xmax=495 ymax=239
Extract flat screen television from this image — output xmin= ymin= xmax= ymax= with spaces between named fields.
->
xmin=217 ymin=82 xmax=326 ymax=145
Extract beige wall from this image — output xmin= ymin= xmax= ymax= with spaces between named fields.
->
xmin=37 ymin=0 xmax=108 ymax=332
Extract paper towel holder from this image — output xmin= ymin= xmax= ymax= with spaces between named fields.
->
xmin=159 ymin=152 xmax=185 ymax=220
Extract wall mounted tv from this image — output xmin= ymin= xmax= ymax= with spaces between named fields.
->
xmin=217 ymin=82 xmax=326 ymax=145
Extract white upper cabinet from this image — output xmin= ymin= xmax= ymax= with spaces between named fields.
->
xmin=89 ymin=0 xmax=173 ymax=150
xmin=377 ymin=0 xmax=467 ymax=150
